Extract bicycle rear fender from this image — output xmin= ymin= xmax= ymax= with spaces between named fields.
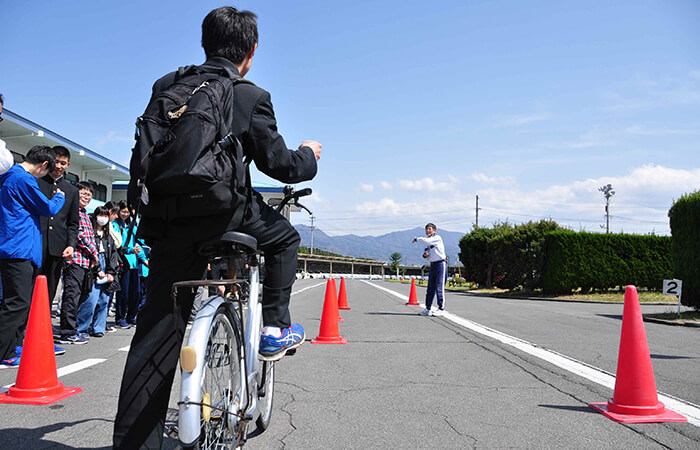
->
xmin=178 ymin=295 xmax=236 ymax=446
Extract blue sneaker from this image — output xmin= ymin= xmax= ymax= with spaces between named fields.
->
xmin=56 ymin=334 xmax=89 ymax=345
xmin=0 ymin=356 xmax=20 ymax=368
xmin=116 ymin=320 xmax=131 ymax=330
xmin=259 ymin=324 xmax=305 ymax=361
xmin=16 ymin=344 xmax=65 ymax=356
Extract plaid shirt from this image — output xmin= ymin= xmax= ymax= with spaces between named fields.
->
xmin=65 ymin=207 xmax=98 ymax=269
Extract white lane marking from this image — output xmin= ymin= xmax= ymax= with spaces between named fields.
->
xmin=0 ymin=283 xmax=327 ymax=391
xmin=362 ymin=281 xmax=700 ymax=427
xmin=3 ymin=358 xmax=106 ymax=388
xmin=291 ymin=282 xmax=326 ymax=296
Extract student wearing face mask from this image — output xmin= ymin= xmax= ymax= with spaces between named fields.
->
xmin=75 ymin=206 xmax=120 ymax=338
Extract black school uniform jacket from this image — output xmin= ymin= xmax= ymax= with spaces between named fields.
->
xmin=38 ymin=175 xmax=80 ymax=258
xmin=137 ymin=57 xmax=318 ymax=242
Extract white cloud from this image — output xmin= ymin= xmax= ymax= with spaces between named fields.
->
xmin=306 ymin=191 xmax=326 ymax=204
xmin=493 ymin=113 xmax=552 ymax=127
xmin=472 ymin=172 xmax=516 ymax=186
xmin=339 ymin=165 xmax=699 ymax=236
xmin=398 ymin=177 xmax=455 ymax=192
xmin=360 ymin=183 xmax=374 ymax=192
xmin=601 ymin=72 xmax=700 ymax=112
xmin=95 ymin=131 xmax=132 ymax=150
xmin=623 ymin=125 xmax=698 ymax=137
xmin=474 ymin=164 xmax=700 ymax=233
xmin=380 ymin=181 xmax=393 ymax=190
xmin=355 ymin=198 xmax=404 ymax=215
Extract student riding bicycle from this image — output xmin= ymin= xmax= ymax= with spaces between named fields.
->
xmin=113 ymin=7 xmax=321 ymax=448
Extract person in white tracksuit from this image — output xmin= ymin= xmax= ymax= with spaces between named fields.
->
xmin=412 ymin=223 xmax=447 ymax=316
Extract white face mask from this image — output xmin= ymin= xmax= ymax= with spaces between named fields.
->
xmin=96 ymin=216 xmax=109 ymax=226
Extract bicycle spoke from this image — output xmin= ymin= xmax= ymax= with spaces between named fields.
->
xmin=198 ymin=311 xmax=242 ymax=449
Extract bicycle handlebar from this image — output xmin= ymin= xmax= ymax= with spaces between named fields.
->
xmin=276 ymin=186 xmax=313 ymax=215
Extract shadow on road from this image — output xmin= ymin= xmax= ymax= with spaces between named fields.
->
xmin=538 ymin=404 xmax=597 ymax=414
xmin=365 ymin=312 xmax=420 ymax=316
xmin=596 ymin=314 xmax=623 ymax=321
xmin=0 ymin=419 xmax=113 ymax=449
xmin=650 ymin=353 xmax=697 ymax=360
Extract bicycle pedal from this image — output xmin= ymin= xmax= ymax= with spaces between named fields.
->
xmin=286 ymin=348 xmax=297 ymax=356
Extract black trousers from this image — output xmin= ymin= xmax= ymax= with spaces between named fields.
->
xmin=40 ymin=251 xmax=64 ymax=308
xmin=113 ymin=195 xmax=301 ymax=449
xmin=115 ymin=268 xmax=141 ymax=324
xmin=59 ymin=264 xmax=91 ymax=338
xmin=0 ymin=259 xmax=37 ymax=360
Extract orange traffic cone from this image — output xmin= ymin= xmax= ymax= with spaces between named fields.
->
xmin=589 ymin=285 xmax=687 ymax=423
xmin=311 ymin=279 xmax=347 ymax=344
xmin=330 ymin=278 xmax=344 ymax=322
xmin=406 ymin=278 xmax=420 ymax=306
xmin=338 ymin=277 xmax=351 ymax=310
xmin=0 ymin=276 xmax=81 ymax=405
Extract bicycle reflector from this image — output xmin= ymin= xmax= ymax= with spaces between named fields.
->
xmin=180 ymin=346 xmax=197 ymax=372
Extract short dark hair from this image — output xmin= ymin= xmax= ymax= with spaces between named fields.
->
xmin=425 ymin=223 xmax=437 ymax=230
xmin=0 ymin=94 xmax=4 ymax=106
xmin=104 ymin=200 xmax=120 ymax=214
xmin=117 ymin=200 xmax=130 ymax=211
xmin=76 ymin=181 xmax=94 ymax=195
xmin=52 ymin=145 xmax=71 ymax=161
xmin=202 ymin=7 xmax=258 ymax=64
xmin=25 ymin=146 xmax=56 ymax=172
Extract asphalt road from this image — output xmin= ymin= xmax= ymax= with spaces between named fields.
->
xmin=0 ymin=279 xmax=698 ymax=449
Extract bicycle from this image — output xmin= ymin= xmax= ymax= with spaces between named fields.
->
xmin=174 ymin=185 xmax=313 ymax=449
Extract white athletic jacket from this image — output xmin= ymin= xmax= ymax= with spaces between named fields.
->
xmin=414 ymin=235 xmax=446 ymax=262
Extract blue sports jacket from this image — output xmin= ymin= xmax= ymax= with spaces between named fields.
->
xmin=0 ymin=165 xmax=65 ymax=267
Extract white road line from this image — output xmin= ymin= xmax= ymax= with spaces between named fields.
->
xmin=0 ymin=282 xmax=336 ymax=392
xmin=3 ymin=358 xmax=106 ymax=388
xmin=362 ymin=281 xmax=700 ymax=427
xmin=291 ymin=282 xmax=326 ymax=296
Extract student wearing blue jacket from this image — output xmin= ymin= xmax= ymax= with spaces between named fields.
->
xmin=112 ymin=201 xmax=147 ymax=329
xmin=0 ymin=146 xmax=65 ymax=367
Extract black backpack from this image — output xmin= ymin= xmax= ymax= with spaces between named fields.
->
xmin=128 ymin=64 xmax=252 ymax=225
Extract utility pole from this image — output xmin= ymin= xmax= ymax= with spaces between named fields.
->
xmin=475 ymin=195 xmax=480 ymax=228
xmin=309 ymin=215 xmax=315 ymax=255
xmin=598 ymin=184 xmax=615 ymax=234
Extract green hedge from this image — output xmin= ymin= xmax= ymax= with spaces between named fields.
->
xmin=542 ymin=231 xmax=672 ymax=295
xmin=668 ymin=191 xmax=700 ymax=309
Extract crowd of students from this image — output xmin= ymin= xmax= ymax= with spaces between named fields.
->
xmin=0 ymin=143 xmax=149 ymax=367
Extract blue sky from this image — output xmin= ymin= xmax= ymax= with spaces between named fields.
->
xmin=2 ymin=1 xmax=699 ymax=236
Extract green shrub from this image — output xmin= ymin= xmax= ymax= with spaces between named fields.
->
xmin=668 ymin=191 xmax=700 ymax=309
xmin=542 ymin=231 xmax=672 ymax=295
xmin=459 ymin=220 xmax=562 ymax=290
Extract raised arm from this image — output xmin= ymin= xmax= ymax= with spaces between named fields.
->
xmin=246 ymin=91 xmax=318 ymax=183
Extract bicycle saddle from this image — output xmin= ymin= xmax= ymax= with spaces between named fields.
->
xmin=198 ymin=231 xmax=258 ymax=257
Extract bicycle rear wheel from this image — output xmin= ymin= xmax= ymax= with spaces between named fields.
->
xmin=198 ymin=305 xmax=244 ymax=449
xmin=255 ymin=360 xmax=275 ymax=430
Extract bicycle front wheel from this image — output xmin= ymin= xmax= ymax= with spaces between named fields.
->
xmin=199 ymin=305 xmax=244 ymax=449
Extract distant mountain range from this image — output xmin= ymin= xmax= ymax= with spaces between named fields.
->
xmin=294 ymin=225 xmax=464 ymax=266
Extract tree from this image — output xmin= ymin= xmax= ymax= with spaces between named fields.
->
xmin=459 ymin=220 xmax=563 ymax=290
xmin=669 ymin=190 xmax=700 ymax=309
xmin=389 ymin=252 xmax=403 ymax=276
xmin=459 ymin=223 xmax=511 ymax=288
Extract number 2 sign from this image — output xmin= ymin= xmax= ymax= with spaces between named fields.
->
xmin=663 ymin=279 xmax=682 ymax=296
xmin=663 ymin=279 xmax=683 ymax=316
